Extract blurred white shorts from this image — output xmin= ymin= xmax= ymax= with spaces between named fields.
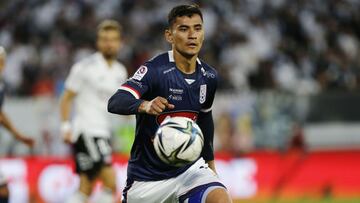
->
xmin=123 ymin=158 xmax=226 ymax=203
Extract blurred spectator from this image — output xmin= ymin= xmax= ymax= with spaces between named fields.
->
xmin=0 ymin=0 xmax=360 ymax=95
xmin=1 ymin=0 xmax=360 ymax=155
xmin=215 ymin=112 xmax=235 ymax=153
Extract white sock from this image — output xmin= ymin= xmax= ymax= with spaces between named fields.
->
xmin=65 ymin=191 xmax=88 ymax=203
xmin=96 ymin=187 xmax=114 ymax=203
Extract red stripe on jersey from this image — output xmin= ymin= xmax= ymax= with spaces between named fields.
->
xmin=156 ymin=111 xmax=198 ymax=125
xmin=121 ymin=84 xmax=141 ymax=99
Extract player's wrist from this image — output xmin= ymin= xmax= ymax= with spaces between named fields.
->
xmin=138 ymin=100 xmax=149 ymax=113
xmin=61 ymin=121 xmax=72 ymax=134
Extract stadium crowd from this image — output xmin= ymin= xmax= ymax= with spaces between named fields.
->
xmin=1 ymin=0 xmax=360 ymax=96
xmin=0 ymin=0 xmax=360 ymax=155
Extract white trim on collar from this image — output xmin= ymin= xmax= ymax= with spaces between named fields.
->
xmin=196 ymin=57 xmax=202 ymax=65
xmin=167 ymin=50 xmax=202 ymax=65
xmin=168 ymin=50 xmax=175 ymax=62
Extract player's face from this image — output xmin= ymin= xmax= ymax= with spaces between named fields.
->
xmin=97 ymin=30 xmax=122 ymax=60
xmin=166 ymin=14 xmax=204 ymax=58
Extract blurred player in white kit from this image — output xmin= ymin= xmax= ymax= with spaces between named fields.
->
xmin=60 ymin=20 xmax=128 ymax=203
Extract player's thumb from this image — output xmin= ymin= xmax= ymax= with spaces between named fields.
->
xmin=167 ymin=103 xmax=175 ymax=109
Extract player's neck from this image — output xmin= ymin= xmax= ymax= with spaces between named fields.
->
xmin=104 ymin=59 xmax=114 ymax=68
xmin=173 ymin=50 xmax=197 ymax=74
xmin=100 ymin=52 xmax=116 ymax=68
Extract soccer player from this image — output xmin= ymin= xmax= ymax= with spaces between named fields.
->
xmin=108 ymin=5 xmax=232 ymax=203
xmin=0 ymin=46 xmax=34 ymax=203
xmin=60 ymin=20 xmax=128 ymax=203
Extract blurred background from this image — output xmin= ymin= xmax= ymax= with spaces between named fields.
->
xmin=1 ymin=0 xmax=360 ymax=202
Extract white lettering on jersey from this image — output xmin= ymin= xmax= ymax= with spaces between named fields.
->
xmin=132 ymin=65 xmax=148 ymax=81
xmin=169 ymin=88 xmax=184 ymax=94
xmin=200 ymin=84 xmax=207 ymax=104
xmin=163 ymin=67 xmax=176 ymax=74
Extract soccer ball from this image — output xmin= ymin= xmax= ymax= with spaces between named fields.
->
xmin=153 ymin=116 xmax=204 ymax=167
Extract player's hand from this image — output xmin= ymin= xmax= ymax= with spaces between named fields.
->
xmin=14 ymin=133 xmax=34 ymax=147
xmin=62 ymin=131 xmax=72 ymax=144
xmin=139 ymin=96 xmax=175 ymax=115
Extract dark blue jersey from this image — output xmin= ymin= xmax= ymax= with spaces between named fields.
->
xmin=108 ymin=51 xmax=218 ymax=181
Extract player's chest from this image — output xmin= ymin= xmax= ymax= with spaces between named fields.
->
xmin=158 ymin=78 xmax=207 ymax=109
xmin=84 ymin=68 xmax=123 ymax=92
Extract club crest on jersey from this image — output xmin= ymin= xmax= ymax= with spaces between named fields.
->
xmin=199 ymin=84 xmax=206 ymax=104
xmin=132 ymin=65 xmax=148 ymax=81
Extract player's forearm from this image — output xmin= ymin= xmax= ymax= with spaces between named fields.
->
xmin=0 ymin=111 xmax=21 ymax=137
xmin=108 ymin=90 xmax=144 ymax=115
xmin=137 ymin=100 xmax=149 ymax=113
xmin=59 ymin=91 xmax=74 ymax=122
xmin=60 ymin=101 xmax=71 ymax=122
xmin=198 ymin=111 xmax=215 ymax=161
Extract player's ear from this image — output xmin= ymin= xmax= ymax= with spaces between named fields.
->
xmin=165 ymin=29 xmax=173 ymax=44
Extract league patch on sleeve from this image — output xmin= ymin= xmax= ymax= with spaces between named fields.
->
xmin=132 ymin=65 xmax=148 ymax=81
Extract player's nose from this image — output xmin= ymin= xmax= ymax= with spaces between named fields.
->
xmin=188 ymin=29 xmax=197 ymax=39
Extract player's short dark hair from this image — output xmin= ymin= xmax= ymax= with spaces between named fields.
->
xmin=97 ymin=19 xmax=122 ymax=35
xmin=168 ymin=4 xmax=203 ymax=28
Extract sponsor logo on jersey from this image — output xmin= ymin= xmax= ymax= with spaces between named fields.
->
xmin=168 ymin=95 xmax=182 ymax=101
xmin=200 ymin=84 xmax=207 ymax=104
xmin=169 ymin=88 xmax=184 ymax=94
xmin=168 ymin=88 xmax=184 ymax=101
xmin=156 ymin=111 xmax=198 ymax=125
xmin=132 ymin=65 xmax=148 ymax=81
xmin=163 ymin=67 xmax=176 ymax=74
xmin=201 ymin=67 xmax=216 ymax=78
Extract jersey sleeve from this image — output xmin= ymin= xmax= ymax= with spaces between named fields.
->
xmin=118 ymin=64 xmax=155 ymax=99
xmin=198 ymin=69 xmax=218 ymax=161
xmin=197 ymin=111 xmax=215 ymax=161
xmin=64 ymin=63 xmax=84 ymax=93
xmin=108 ymin=63 xmax=156 ymax=115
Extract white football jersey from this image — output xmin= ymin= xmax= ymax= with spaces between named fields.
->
xmin=65 ymin=52 xmax=127 ymax=140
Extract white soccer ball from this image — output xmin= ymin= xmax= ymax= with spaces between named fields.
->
xmin=153 ymin=116 xmax=204 ymax=167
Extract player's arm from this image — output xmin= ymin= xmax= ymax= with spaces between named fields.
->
xmin=207 ymin=160 xmax=216 ymax=173
xmin=108 ymin=65 xmax=174 ymax=116
xmin=0 ymin=111 xmax=34 ymax=147
xmin=60 ymin=62 xmax=84 ymax=143
xmin=108 ymin=88 xmax=144 ymax=115
xmin=108 ymin=90 xmax=174 ymax=116
xmin=198 ymin=68 xmax=219 ymax=173
xmin=197 ymin=110 xmax=217 ymax=173
xmin=59 ymin=89 xmax=76 ymax=143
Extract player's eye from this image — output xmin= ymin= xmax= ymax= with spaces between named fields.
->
xmin=195 ymin=26 xmax=202 ymax=31
xmin=178 ymin=26 xmax=188 ymax=32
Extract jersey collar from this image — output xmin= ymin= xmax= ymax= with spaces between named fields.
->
xmin=95 ymin=52 xmax=116 ymax=69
